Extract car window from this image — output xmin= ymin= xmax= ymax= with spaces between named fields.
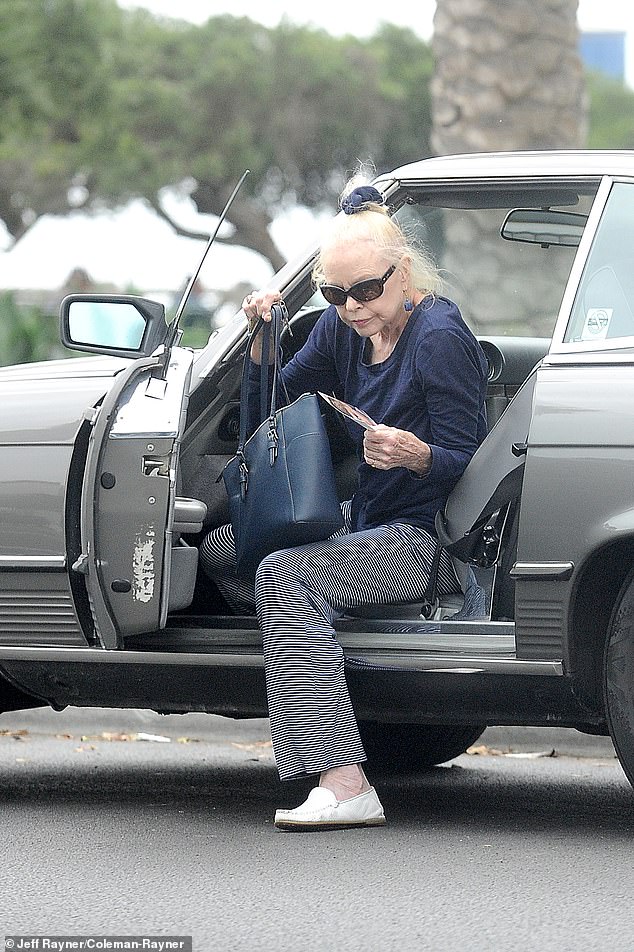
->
xmin=393 ymin=183 xmax=599 ymax=338
xmin=564 ymin=182 xmax=634 ymax=348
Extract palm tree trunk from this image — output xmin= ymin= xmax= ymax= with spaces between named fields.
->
xmin=431 ymin=0 xmax=587 ymax=155
xmin=429 ymin=0 xmax=587 ymax=334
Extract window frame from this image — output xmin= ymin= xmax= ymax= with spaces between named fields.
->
xmin=550 ymin=175 xmax=634 ymax=357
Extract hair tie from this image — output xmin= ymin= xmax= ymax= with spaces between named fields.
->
xmin=340 ymin=185 xmax=385 ymax=215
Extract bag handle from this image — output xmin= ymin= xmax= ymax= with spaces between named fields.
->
xmin=267 ymin=302 xmax=289 ymax=418
xmin=237 ymin=302 xmax=289 ymax=452
xmin=259 ymin=318 xmax=271 ymax=423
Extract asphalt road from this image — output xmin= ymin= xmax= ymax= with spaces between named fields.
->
xmin=0 ymin=708 xmax=631 ymax=952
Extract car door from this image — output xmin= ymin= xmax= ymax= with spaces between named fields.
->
xmin=515 ymin=175 xmax=634 ymax=661
xmin=76 ymin=347 xmax=193 ymax=648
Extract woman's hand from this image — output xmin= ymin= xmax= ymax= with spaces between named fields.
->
xmin=242 ymin=289 xmax=284 ymax=363
xmin=363 ymin=425 xmax=432 ymax=476
xmin=242 ymin=290 xmax=284 ymax=329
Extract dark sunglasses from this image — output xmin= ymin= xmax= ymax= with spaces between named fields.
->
xmin=320 ymin=264 xmax=396 ymax=306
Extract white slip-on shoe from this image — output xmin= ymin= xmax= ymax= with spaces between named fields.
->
xmin=274 ymin=785 xmax=386 ymax=831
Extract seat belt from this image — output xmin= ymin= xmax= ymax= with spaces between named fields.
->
xmin=451 ymin=555 xmax=470 ymax=595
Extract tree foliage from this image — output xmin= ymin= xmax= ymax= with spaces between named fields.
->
xmin=0 ymin=293 xmax=65 ymax=365
xmin=0 ymin=1 xmax=434 ymax=267
xmin=586 ymin=72 xmax=634 ymax=150
xmin=0 ymin=0 xmax=117 ymax=235
xmin=2 ymin=0 xmax=632 ymax=276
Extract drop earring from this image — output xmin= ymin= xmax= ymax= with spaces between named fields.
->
xmin=403 ymin=297 xmax=414 ymax=312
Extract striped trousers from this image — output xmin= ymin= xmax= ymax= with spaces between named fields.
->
xmin=200 ymin=502 xmax=459 ymax=781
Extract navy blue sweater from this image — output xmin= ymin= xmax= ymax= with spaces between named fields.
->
xmin=251 ymin=297 xmax=488 ymax=535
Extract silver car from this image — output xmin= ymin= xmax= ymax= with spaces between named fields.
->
xmin=4 ymin=150 xmax=634 ymax=785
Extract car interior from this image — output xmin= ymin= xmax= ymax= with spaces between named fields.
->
xmin=125 ymin=178 xmax=603 ymax=654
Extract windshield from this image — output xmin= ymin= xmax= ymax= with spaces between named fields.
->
xmin=564 ymin=181 xmax=634 ymax=349
xmin=192 ymin=177 xmax=602 ymax=356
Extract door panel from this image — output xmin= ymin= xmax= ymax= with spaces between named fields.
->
xmin=79 ymin=349 xmax=193 ymax=647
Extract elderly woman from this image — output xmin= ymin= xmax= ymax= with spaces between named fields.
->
xmin=201 ymin=182 xmax=488 ymax=830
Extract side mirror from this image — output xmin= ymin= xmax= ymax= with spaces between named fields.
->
xmin=60 ymin=294 xmax=169 ymax=359
xmin=501 ymin=208 xmax=587 ymax=248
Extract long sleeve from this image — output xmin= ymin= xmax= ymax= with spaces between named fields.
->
xmin=247 ymin=309 xmax=340 ymax=433
xmin=414 ymin=328 xmax=487 ymax=491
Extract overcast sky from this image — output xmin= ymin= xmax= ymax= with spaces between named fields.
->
xmin=117 ymin=0 xmax=634 ymax=43
xmin=3 ymin=0 xmax=633 ymax=294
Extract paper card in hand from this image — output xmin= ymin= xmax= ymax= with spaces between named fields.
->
xmin=318 ymin=392 xmax=377 ymax=429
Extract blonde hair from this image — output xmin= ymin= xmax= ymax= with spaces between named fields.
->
xmin=312 ymin=177 xmax=443 ymax=300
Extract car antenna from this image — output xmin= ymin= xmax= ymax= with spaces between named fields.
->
xmin=161 ymin=168 xmax=251 ymax=357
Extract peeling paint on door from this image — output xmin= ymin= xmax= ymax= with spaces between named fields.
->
xmin=133 ymin=528 xmax=155 ymax=602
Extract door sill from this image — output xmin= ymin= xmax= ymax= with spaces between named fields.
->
xmin=158 ymin=613 xmax=515 ymax=656
xmin=120 ymin=614 xmax=561 ymax=676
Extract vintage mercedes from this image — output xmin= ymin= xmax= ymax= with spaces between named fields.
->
xmin=4 ymin=150 xmax=634 ymax=787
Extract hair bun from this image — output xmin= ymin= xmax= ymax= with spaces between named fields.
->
xmin=340 ymin=185 xmax=385 ymax=215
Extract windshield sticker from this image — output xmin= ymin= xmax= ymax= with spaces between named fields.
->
xmin=581 ymin=307 xmax=613 ymax=341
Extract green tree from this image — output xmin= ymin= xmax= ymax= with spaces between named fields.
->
xmin=5 ymin=0 xmax=628 ymax=285
xmin=0 ymin=0 xmax=119 ymax=239
xmin=0 ymin=3 xmax=435 ymax=268
xmin=587 ymin=72 xmax=634 ymax=149
xmin=0 ymin=293 xmax=64 ymax=365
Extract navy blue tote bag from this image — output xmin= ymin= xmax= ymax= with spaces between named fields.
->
xmin=223 ymin=304 xmax=343 ymax=578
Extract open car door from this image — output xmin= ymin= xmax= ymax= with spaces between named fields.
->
xmin=59 ymin=294 xmax=199 ymax=649
xmin=75 ymin=346 xmax=195 ymax=648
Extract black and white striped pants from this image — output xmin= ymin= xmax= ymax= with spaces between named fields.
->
xmin=200 ymin=502 xmax=460 ymax=781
